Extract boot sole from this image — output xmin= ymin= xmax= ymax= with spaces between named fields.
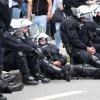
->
xmin=23 ymin=81 xmax=39 ymax=85
xmin=8 ymin=83 xmax=24 ymax=92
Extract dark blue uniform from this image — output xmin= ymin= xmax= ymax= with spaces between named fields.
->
xmin=39 ymin=43 xmax=100 ymax=80
xmin=60 ymin=16 xmax=100 ymax=67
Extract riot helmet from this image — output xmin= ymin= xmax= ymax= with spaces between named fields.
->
xmin=36 ymin=33 xmax=49 ymax=45
xmin=90 ymin=4 xmax=100 ymax=24
xmin=71 ymin=5 xmax=93 ymax=21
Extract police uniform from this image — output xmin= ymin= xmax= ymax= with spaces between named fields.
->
xmin=39 ymin=42 xmax=100 ymax=81
xmin=84 ymin=21 xmax=100 ymax=54
xmin=60 ymin=13 xmax=100 ymax=67
xmin=0 ymin=2 xmax=39 ymax=85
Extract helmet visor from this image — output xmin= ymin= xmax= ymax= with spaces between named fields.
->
xmin=80 ymin=13 xmax=93 ymax=21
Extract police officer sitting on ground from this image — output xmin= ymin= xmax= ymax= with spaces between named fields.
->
xmin=35 ymin=33 xmax=100 ymax=81
xmin=0 ymin=0 xmax=41 ymax=85
xmin=90 ymin=4 xmax=100 ymax=37
xmin=81 ymin=5 xmax=100 ymax=54
xmin=4 ymin=18 xmax=50 ymax=84
xmin=60 ymin=5 xmax=100 ymax=67
xmin=0 ymin=0 xmax=24 ymax=100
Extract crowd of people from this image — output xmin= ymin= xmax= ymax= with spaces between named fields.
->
xmin=0 ymin=0 xmax=100 ymax=100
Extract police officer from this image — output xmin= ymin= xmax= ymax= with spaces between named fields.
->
xmin=5 ymin=19 xmax=50 ymax=84
xmin=37 ymin=33 xmax=100 ymax=81
xmin=90 ymin=4 xmax=100 ymax=26
xmin=77 ymin=5 xmax=100 ymax=54
xmin=60 ymin=5 xmax=100 ymax=67
xmin=84 ymin=21 xmax=100 ymax=54
xmin=0 ymin=0 xmax=39 ymax=86
xmin=90 ymin=4 xmax=100 ymax=38
xmin=63 ymin=0 xmax=87 ymax=17
xmin=0 ymin=0 xmax=23 ymax=99
xmin=37 ymin=33 xmax=69 ymax=80
xmin=89 ymin=4 xmax=100 ymax=53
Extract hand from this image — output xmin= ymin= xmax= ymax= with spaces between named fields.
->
xmin=47 ymin=13 xmax=52 ymax=21
xmin=59 ymin=5 xmax=64 ymax=11
xmin=51 ymin=14 xmax=53 ymax=19
xmin=27 ymin=16 xmax=31 ymax=21
xmin=87 ymin=47 xmax=96 ymax=54
xmin=52 ymin=61 xmax=62 ymax=67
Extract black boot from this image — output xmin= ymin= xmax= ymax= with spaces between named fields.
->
xmin=34 ymin=73 xmax=50 ymax=83
xmin=0 ymin=76 xmax=24 ymax=93
xmin=0 ymin=66 xmax=11 ymax=93
xmin=0 ymin=92 xmax=7 ymax=100
xmin=28 ymin=56 xmax=50 ymax=84
xmin=93 ymin=68 xmax=100 ymax=79
xmin=2 ymin=73 xmax=16 ymax=83
xmin=62 ymin=64 xmax=99 ymax=79
xmin=18 ymin=53 xmax=39 ymax=85
xmin=7 ymin=83 xmax=24 ymax=92
xmin=35 ymin=59 xmax=50 ymax=83
xmin=0 ymin=73 xmax=11 ymax=93
xmin=61 ymin=65 xmax=72 ymax=82
xmin=71 ymin=64 xmax=98 ymax=78
xmin=89 ymin=54 xmax=100 ymax=68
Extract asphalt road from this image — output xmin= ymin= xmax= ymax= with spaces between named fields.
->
xmin=4 ymin=41 xmax=100 ymax=100
xmin=5 ymin=79 xmax=100 ymax=100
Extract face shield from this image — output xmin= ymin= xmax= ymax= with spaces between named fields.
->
xmin=80 ymin=13 xmax=93 ymax=21
xmin=90 ymin=4 xmax=100 ymax=23
xmin=10 ymin=18 xmax=32 ymax=29
xmin=38 ymin=37 xmax=47 ymax=45
xmin=76 ymin=5 xmax=93 ymax=22
xmin=10 ymin=18 xmax=32 ymax=36
xmin=34 ymin=33 xmax=49 ymax=44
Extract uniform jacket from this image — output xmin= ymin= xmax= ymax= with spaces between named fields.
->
xmin=60 ymin=16 xmax=92 ymax=50
xmin=41 ymin=43 xmax=67 ymax=66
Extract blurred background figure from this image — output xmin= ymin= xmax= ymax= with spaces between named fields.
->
xmin=52 ymin=0 xmax=64 ymax=49
xmin=12 ymin=0 xmax=21 ymax=19
xmin=20 ymin=0 xmax=28 ymax=18
xmin=27 ymin=0 xmax=52 ymax=39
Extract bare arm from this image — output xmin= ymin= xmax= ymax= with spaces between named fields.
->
xmin=27 ymin=0 xmax=32 ymax=20
xmin=47 ymin=0 xmax=52 ymax=20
